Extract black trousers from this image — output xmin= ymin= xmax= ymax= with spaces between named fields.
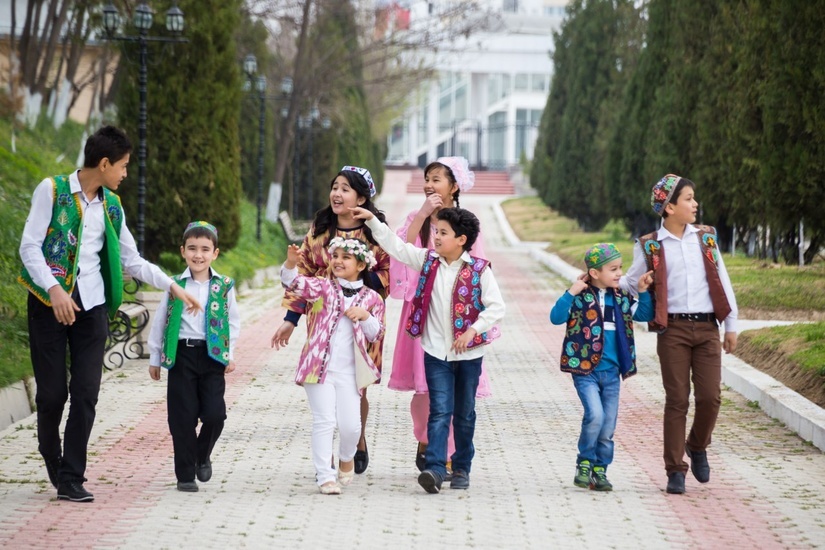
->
xmin=28 ymin=292 xmax=108 ymax=483
xmin=167 ymin=343 xmax=227 ymax=482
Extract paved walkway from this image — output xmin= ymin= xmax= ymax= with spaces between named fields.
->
xmin=1 ymin=170 xmax=824 ymax=549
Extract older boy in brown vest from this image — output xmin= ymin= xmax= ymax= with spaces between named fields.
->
xmin=623 ymin=174 xmax=738 ymax=495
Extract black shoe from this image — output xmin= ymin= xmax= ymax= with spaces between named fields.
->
xmin=44 ymin=456 xmax=62 ymax=489
xmin=177 ymin=481 xmax=199 ymax=492
xmin=197 ymin=458 xmax=212 ymax=483
xmin=354 ymin=442 xmax=369 ymax=474
xmin=666 ymin=472 xmax=686 ymax=494
xmin=685 ymin=447 xmax=710 ymax=483
xmin=450 ymin=470 xmax=469 ymax=490
xmin=57 ymin=481 xmax=94 ymax=502
xmin=418 ymin=469 xmax=442 ymax=494
xmin=415 ymin=442 xmax=427 ymax=472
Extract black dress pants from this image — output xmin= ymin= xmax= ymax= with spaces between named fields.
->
xmin=167 ymin=343 xmax=227 ymax=482
xmin=28 ymin=292 xmax=108 ymax=483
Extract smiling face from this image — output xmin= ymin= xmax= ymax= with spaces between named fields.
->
xmin=665 ymin=183 xmax=698 ymax=225
xmin=330 ymin=247 xmax=366 ymax=282
xmin=423 ymin=166 xmax=458 ymax=208
xmin=101 ymin=153 xmax=130 ymax=191
xmin=180 ymin=236 xmax=219 ymax=280
xmin=329 ymin=175 xmax=366 ymax=221
xmin=588 ymin=258 xmax=623 ymax=290
xmin=433 ymin=219 xmax=467 ymax=263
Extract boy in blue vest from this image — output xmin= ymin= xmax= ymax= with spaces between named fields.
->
xmin=351 ymin=205 xmax=505 ymax=493
xmin=550 ymin=244 xmax=653 ymax=491
xmin=148 ymin=221 xmax=240 ymax=492
xmin=19 ymin=126 xmax=202 ymax=502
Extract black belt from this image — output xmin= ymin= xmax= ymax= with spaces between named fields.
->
xmin=179 ymin=338 xmax=207 ymax=347
xmin=668 ymin=313 xmax=716 ymax=323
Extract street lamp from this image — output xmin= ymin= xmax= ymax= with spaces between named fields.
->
xmin=243 ymin=55 xmax=267 ymax=241
xmin=101 ymin=2 xmax=187 ymax=255
xmin=293 ymin=110 xmax=332 ymax=219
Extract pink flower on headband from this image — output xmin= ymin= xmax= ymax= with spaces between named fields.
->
xmin=340 ymin=165 xmax=376 ymax=197
xmin=436 ymin=156 xmax=475 ymax=192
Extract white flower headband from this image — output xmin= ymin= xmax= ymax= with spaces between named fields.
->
xmin=328 ymin=237 xmax=377 ymax=269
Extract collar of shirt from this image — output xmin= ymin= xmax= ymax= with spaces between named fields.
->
xmin=338 ymin=278 xmax=364 ymax=290
xmin=438 ymin=250 xmax=472 ymax=267
xmin=657 ymin=222 xmax=698 ymax=242
xmin=70 ymin=170 xmax=103 ymax=204
xmin=180 ymin=266 xmax=223 ymax=282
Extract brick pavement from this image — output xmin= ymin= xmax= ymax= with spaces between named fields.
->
xmin=0 ymin=170 xmax=823 ymax=549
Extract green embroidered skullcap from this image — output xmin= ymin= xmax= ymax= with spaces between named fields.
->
xmin=584 ymin=243 xmax=622 ymax=270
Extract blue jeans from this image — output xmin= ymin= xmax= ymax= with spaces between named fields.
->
xmin=571 ymin=367 xmax=621 ymax=468
xmin=423 ymin=353 xmax=482 ymax=478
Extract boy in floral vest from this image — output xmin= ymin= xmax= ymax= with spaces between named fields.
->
xmin=550 ymin=244 xmax=653 ymax=491
xmin=623 ymin=175 xmax=738 ymax=495
xmin=19 ymin=126 xmax=202 ymax=502
xmin=148 ymin=221 xmax=240 ymax=493
xmin=351 ymin=205 xmax=505 ymax=494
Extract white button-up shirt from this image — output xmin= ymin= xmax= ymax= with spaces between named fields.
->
xmin=366 ymin=217 xmax=505 ymax=362
xmin=624 ymin=223 xmax=738 ymax=333
xmin=19 ymin=171 xmax=174 ymax=310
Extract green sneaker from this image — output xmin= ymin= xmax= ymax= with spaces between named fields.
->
xmin=573 ymin=460 xmax=592 ymax=488
xmin=590 ymin=465 xmax=613 ymax=491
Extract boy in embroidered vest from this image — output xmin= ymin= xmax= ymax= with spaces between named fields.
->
xmin=550 ymin=244 xmax=653 ymax=491
xmin=148 ymin=221 xmax=240 ymax=493
xmin=351 ymin=206 xmax=505 ymax=494
xmin=623 ymin=175 xmax=738 ymax=495
xmin=18 ymin=126 xmax=202 ymax=503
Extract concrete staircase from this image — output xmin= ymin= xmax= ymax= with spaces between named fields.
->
xmin=405 ymin=170 xmax=515 ymax=195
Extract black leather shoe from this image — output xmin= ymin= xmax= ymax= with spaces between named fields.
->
xmin=44 ymin=456 xmax=62 ymax=489
xmin=57 ymin=481 xmax=94 ymax=502
xmin=197 ymin=458 xmax=212 ymax=483
xmin=686 ymin=447 xmax=710 ymax=483
xmin=177 ymin=481 xmax=199 ymax=492
xmin=415 ymin=442 xmax=427 ymax=472
xmin=418 ymin=469 xmax=442 ymax=494
xmin=666 ymin=472 xmax=686 ymax=494
xmin=354 ymin=442 xmax=369 ymax=474
xmin=450 ymin=470 xmax=470 ymax=490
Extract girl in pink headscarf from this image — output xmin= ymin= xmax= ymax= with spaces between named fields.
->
xmin=387 ymin=156 xmax=492 ymax=474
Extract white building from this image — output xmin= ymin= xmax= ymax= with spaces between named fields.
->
xmin=385 ymin=0 xmax=568 ymax=170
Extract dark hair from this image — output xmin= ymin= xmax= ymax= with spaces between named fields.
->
xmin=419 ymin=162 xmax=461 ymax=246
xmin=436 ymin=207 xmax=479 ymax=251
xmin=182 ymin=226 xmax=218 ymax=249
xmin=312 ymin=170 xmax=387 ymax=246
xmin=662 ymin=178 xmax=696 ymax=218
xmin=83 ymin=126 xmax=132 ymax=168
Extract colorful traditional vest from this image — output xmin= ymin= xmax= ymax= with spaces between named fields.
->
xmin=18 ymin=175 xmax=124 ymax=319
xmin=160 ymin=273 xmax=234 ymax=368
xmin=406 ymin=251 xmax=493 ymax=350
xmin=638 ymin=225 xmax=732 ymax=333
xmin=560 ymin=286 xmax=637 ymax=379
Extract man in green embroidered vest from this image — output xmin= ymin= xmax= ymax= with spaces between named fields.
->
xmin=147 ymin=221 xmax=240 ymax=493
xmin=18 ymin=126 xmax=202 ymax=503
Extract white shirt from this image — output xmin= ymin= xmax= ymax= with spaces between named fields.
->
xmin=19 ymin=171 xmax=174 ymax=310
xmin=366 ymin=217 xmax=505 ymax=362
xmin=623 ymin=223 xmax=738 ymax=333
xmin=148 ymin=267 xmax=241 ymax=366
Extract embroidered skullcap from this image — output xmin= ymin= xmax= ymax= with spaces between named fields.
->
xmin=436 ymin=156 xmax=475 ymax=192
xmin=340 ymin=165 xmax=377 ymax=197
xmin=328 ymin=236 xmax=377 ymax=269
xmin=650 ymin=174 xmax=682 ymax=217
xmin=584 ymin=243 xmax=622 ymax=270
xmin=185 ymin=220 xmax=218 ymax=239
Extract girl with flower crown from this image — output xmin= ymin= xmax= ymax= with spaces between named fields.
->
xmin=271 ymin=166 xmax=390 ymax=475
xmin=387 ymin=156 xmax=494 ymax=474
xmin=276 ymin=238 xmax=385 ymax=495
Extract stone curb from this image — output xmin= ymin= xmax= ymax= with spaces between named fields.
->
xmin=491 ymin=200 xmax=825 ymax=452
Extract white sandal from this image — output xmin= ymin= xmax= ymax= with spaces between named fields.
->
xmin=319 ymin=482 xmax=341 ymax=495
xmin=338 ymin=460 xmax=355 ymax=486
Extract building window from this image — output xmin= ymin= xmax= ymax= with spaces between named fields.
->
xmin=515 ymin=73 xmax=529 ymax=91
xmin=503 ymin=0 xmax=518 ymax=12
xmin=531 ymin=74 xmax=548 ymax=92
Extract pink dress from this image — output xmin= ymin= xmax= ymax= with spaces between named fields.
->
xmin=387 ymin=211 xmax=492 ymax=397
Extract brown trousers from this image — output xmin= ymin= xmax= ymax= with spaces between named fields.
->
xmin=657 ymin=319 xmax=722 ymax=474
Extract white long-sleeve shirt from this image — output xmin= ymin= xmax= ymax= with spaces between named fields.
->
xmin=19 ymin=171 xmax=174 ymax=309
xmin=366 ymin=217 xmax=505 ymax=362
xmin=148 ymin=267 xmax=241 ymax=366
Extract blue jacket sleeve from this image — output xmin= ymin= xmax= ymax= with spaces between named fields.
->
xmin=632 ymin=291 xmax=654 ymax=322
xmin=549 ymin=291 xmax=575 ymax=325
xmin=284 ymin=309 xmax=301 ymax=326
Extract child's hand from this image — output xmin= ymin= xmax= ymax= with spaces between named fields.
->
xmin=225 ymin=360 xmax=236 ymax=374
xmin=170 ymin=284 xmax=203 ymax=314
xmin=451 ymin=328 xmax=477 ymax=354
xmin=569 ymin=279 xmax=588 ymax=295
xmin=285 ymin=244 xmax=301 ymax=269
xmin=349 ymin=207 xmax=374 ymax=221
xmin=638 ymin=270 xmax=654 ymax=293
xmin=344 ymin=306 xmax=369 ymax=322
xmin=149 ymin=366 xmax=161 ymax=380
xmin=419 ymin=193 xmax=443 ymax=217
xmin=271 ymin=321 xmax=296 ymax=350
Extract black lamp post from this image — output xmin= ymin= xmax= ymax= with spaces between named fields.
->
xmin=294 ymin=110 xmax=331 ymax=219
xmin=101 ymin=2 xmax=186 ymax=255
